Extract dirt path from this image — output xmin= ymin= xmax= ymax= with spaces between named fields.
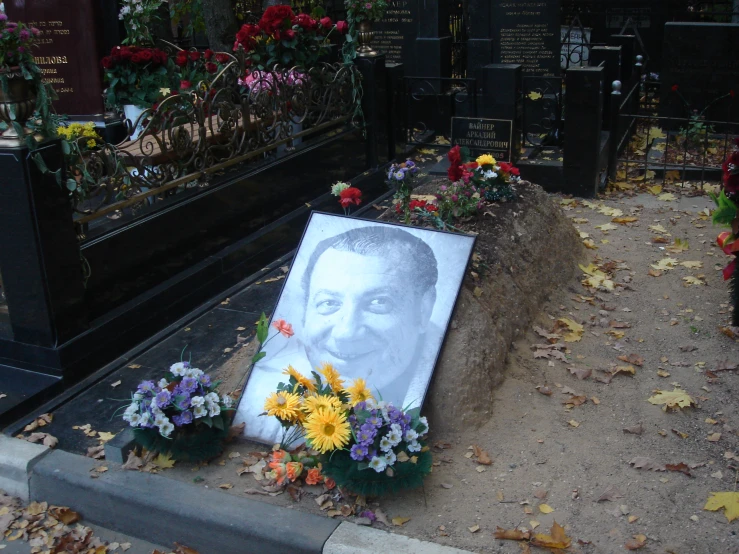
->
xmin=396 ymin=190 xmax=739 ymax=553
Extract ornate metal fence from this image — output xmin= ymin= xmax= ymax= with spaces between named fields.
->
xmin=71 ymin=50 xmax=360 ymax=237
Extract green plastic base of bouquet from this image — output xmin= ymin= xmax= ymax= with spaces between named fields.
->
xmin=321 ymin=450 xmax=433 ymax=497
xmin=133 ymin=425 xmax=228 ymax=464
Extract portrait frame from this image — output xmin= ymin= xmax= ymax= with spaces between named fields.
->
xmin=234 ymin=211 xmax=477 ymax=445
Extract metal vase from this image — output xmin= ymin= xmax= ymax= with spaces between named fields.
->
xmin=356 ymin=20 xmax=378 ymax=57
xmin=0 ymin=68 xmax=37 ymax=141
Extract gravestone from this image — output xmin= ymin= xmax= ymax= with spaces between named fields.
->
xmin=373 ymin=0 xmax=418 ymax=72
xmin=660 ymin=23 xmax=739 ymax=123
xmin=6 ymin=0 xmax=108 ymax=120
xmin=451 ymin=117 xmax=513 ymax=162
xmin=492 ymin=0 xmax=561 ymax=77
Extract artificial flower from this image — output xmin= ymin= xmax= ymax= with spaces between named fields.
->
xmin=324 ymin=477 xmax=336 ymax=490
xmin=303 ymin=393 xmax=343 ymax=415
xmin=272 ymin=319 xmax=294 ymax=338
xmin=264 ymin=391 xmax=302 ymax=421
xmin=286 ymin=461 xmax=304 ymax=481
xmin=344 ymin=378 xmax=373 ymax=406
xmin=318 ymin=362 xmax=345 ymax=391
xmin=331 ymin=181 xmax=350 ymax=196
xmin=339 ymin=187 xmax=362 ymax=208
xmin=476 ymin=154 xmax=496 ymax=167
xmin=305 ymin=467 xmax=323 ymax=485
xmin=368 ymin=455 xmax=387 ymax=473
xmin=271 ymin=449 xmax=291 ymax=463
xmin=304 ymin=407 xmax=351 ymax=453
xmin=283 ymin=365 xmax=316 ymax=392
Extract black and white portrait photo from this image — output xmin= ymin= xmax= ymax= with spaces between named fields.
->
xmin=235 ymin=212 xmax=476 ymax=445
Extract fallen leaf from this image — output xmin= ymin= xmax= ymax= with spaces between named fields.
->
xmin=613 ymin=365 xmax=636 ymax=376
xmin=618 ymin=354 xmax=644 ymax=367
xmin=657 ymin=370 xmax=671 ymax=377
xmin=672 ymin=428 xmax=689 ymax=439
xmin=568 ymin=366 xmax=591 ymax=380
xmin=705 ymin=492 xmax=739 ymax=522
xmin=658 ymin=193 xmax=677 ymax=201
xmin=97 ymin=431 xmax=115 ymax=443
xmin=683 ymin=276 xmax=706 ymax=286
xmin=218 ymin=483 xmax=233 ymax=489
xmin=494 ymin=527 xmax=531 ymax=540
xmin=568 ymin=420 xmax=580 ymax=428
xmin=623 ymin=424 xmax=644 ymax=435
xmin=555 ymin=318 xmax=584 ymax=342
xmin=681 ymin=261 xmax=703 ymax=269
xmin=468 ymin=525 xmax=480 ymax=533
xmin=665 ymin=463 xmax=692 ymax=476
xmin=629 ymin=457 xmax=666 ymax=471
xmin=613 ymin=216 xmax=638 ymax=224
xmin=536 ymin=385 xmax=553 ymax=396
xmin=152 ymin=453 xmax=176 ymax=469
xmin=530 ymin=521 xmax=571 ymax=549
xmin=49 ymin=507 xmax=80 ymax=525
xmin=651 ymin=258 xmax=679 ymax=271
xmin=596 ymin=223 xmax=618 ymax=232
xmin=538 ymin=504 xmax=554 ymax=514
xmin=708 ymin=433 xmax=722 ymax=442
xmin=597 ymin=485 xmax=624 ymax=502
xmin=625 ymin=534 xmax=647 ymax=550
xmin=392 ymin=516 xmax=411 ymax=526
xmin=649 ymin=224 xmax=668 ymax=234
xmin=648 ymin=388 xmax=696 ymax=411
xmin=473 ymin=445 xmax=493 ymax=465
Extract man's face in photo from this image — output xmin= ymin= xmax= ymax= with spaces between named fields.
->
xmin=303 ymin=247 xmax=434 ymax=389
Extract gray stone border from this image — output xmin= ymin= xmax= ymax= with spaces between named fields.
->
xmin=15 ymin=447 xmax=472 ymax=554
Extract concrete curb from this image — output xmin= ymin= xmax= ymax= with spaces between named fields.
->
xmin=0 ymin=435 xmax=51 ymax=501
xmin=4 ymin=446 xmax=478 ymax=554
xmin=324 ymin=522 xmax=472 ymax=553
xmin=30 ymin=450 xmax=339 ymax=554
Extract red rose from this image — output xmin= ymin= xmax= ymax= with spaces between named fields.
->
xmin=320 ymin=16 xmax=333 ymax=30
xmin=498 ymin=161 xmax=511 ymax=173
xmin=339 ymin=187 xmax=362 ymax=207
xmin=215 ymin=53 xmax=231 ymax=64
xmin=138 ymin=49 xmax=153 ymax=62
xmin=409 ymin=199 xmax=428 ymax=210
xmin=448 ymin=163 xmax=463 ymax=182
xmin=204 ymin=48 xmax=214 ymax=61
xmin=189 ymin=50 xmax=200 ymax=61
xmin=130 ymin=52 xmax=144 ymax=64
xmin=119 ymin=46 xmax=133 ymax=60
xmin=336 ymin=20 xmax=348 ymax=34
xmin=259 ymin=5 xmax=294 ymax=36
xmin=205 ymin=62 xmax=217 ymax=74
xmin=284 ymin=29 xmax=295 ymax=40
xmin=101 ymin=56 xmax=113 ymax=69
xmin=175 ymin=50 xmax=188 ymax=67
xmin=180 ymin=80 xmax=192 ymax=91
xmin=154 ymin=50 xmax=168 ymax=65
xmin=447 ymin=145 xmax=461 ymax=165
xmin=511 ymin=167 xmax=520 ymax=176
xmin=671 ymin=84 xmax=679 ymax=92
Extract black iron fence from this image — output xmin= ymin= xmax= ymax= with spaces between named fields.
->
xmin=522 ymin=77 xmax=564 ymax=149
xmin=403 ymin=77 xmax=477 ymax=147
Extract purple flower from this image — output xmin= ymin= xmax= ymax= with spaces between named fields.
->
xmin=0 ymin=14 xmax=7 ymax=21
xmin=357 ymin=424 xmax=376 ymax=444
xmin=354 ymin=401 xmax=367 ymax=412
xmin=451 ymin=194 xmax=459 ymax=202
xmin=19 ymin=29 xmax=28 ymax=40
xmin=137 ymin=380 xmax=156 ymax=394
xmin=366 ymin=415 xmax=382 ymax=428
xmin=440 ymin=185 xmax=447 ymax=191
xmin=350 ymin=444 xmax=368 ymax=461
xmin=173 ymin=410 xmax=193 ymax=427
xmin=174 ymin=394 xmax=191 ymax=411
xmin=359 ymin=510 xmax=376 ymax=521
xmin=31 ymin=27 xmax=39 ymax=36
xmin=155 ymin=389 xmax=171 ymax=408
xmin=181 ymin=376 xmax=198 ymax=393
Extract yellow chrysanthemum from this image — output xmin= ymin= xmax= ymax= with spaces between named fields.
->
xmin=264 ymin=391 xmax=301 ymax=421
xmin=318 ymin=362 xmax=345 ymax=392
xmin=476 ymin=154 xmax=496 ymax=167
xmin=302 ymin=393 xmax=343 ymax=415
xmin=86 ymin=139 xmax=97 ymax=149
xmin=304 ymin=407 xmax=350 ymax=453
xmin=283 ymin=365 xmax=316 ymax=393
xmin=344 ymin=378 xmax=374 ymax=406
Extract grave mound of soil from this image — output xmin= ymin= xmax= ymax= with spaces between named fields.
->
xmin=391 ymin=182 xmax=586 ymax=435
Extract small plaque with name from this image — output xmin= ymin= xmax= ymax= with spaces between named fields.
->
xmin=451 ymin=117 xmax=513 ymax=162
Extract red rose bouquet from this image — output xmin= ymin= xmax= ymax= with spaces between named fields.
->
xmin=233 ymin=5 xmax=348 ymax=70
xmin=101 ymin=45 xmax=171 ymax=108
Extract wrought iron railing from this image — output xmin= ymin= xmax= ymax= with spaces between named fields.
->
xmin=71 ymin=48 xmax=361 ymax=235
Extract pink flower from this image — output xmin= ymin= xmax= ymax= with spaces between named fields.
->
xmin=271 ymin=319 xmax=294 ymax=338
xmin=179 ymin=80 xmax=192 ymax=90
xmin=336 ymin=20 xmax=348 ymax=34
xmin=365 ymin=2 xmax=372 ymax=9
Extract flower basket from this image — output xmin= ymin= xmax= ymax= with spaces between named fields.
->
xmin=321 ymin=448 xmax=432 ymax=498
xmin=133 ymin=417 xmax=229 ymax=463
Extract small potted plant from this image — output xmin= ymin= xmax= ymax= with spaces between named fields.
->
xmin=122 ymin=361 xmax=235 ymax=463
xmin=101 ymin=45 xmax=171 ymax=138
xmin=344 ymin=0 xmax=388 ymax=57
xmin=0 ymin=15 xmax=43 ymax=141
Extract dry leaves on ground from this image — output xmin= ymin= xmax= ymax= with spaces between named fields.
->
xmin=648 ymin=388 xmax=696 ymax=411
xmin=704 ymin=492 xmax=739 ymax=522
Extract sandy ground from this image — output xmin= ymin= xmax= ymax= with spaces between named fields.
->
xmin=116 ymin=188 xmax=739 ymax=553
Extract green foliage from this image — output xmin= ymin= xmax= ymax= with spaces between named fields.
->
xmin=711 ymin=190 xmax=738 ymax=226
xmin=170 ymin=0 xmax=206 ymax=38
xmin=321 ymin=448 xmax=432 ymax=497
xmin=133 ymin=421 xmax=229 ymax=463
xmin=0 ymin=18 xmax=40 ymax=70
xmin=119 ymin=0 xmax=163 ymax=46
xmin=344 ymin=0 xmax=388 ymax=23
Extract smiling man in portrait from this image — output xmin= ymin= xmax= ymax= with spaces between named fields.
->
xmin=235 ymin=214 xmax=474 ymax=445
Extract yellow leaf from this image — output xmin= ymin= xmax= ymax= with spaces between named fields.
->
xmin=219 ymin=483 xmax=233 ymax=489
xmin=665 ymin=170 xmax=681 ymax=182
xmin=613 ymin=217 xmax=638 ymax=224
xmin=598 ymin=206 xmax=624 ymax=217
xmin=568 ymin=420 xmax=580 ymax=428
xmin=556 ymin=318 xmax=583 ymax=342
xmin=648 ymin=388 xmax=696 ymax=411
xmin=683 ymin=276 xmax=705 ymax=286
xmin=651 ymin=258 xmax=678 ymax=271
xmin=153 ymin=453 xmax=176 ymax=469
xmin=648 ymin=185 xmax=663 ymax=195
xmin=614 ymin=365 xmax=636 ymax=376
xmin=649 ymin=126 xmax=667 ymax=139
xmin=583 ymin=239 xmax=598 ymax=249
xmin=707 ymin=433 xmax=722 ymax=442
xmin=579 ymin=231 xmax=590 ymax=239
xmin=596 ymin=223 xmax=618 ymax=232
xmin=97 ymin=432 xmax=116 ymax=443
xmin=681 ymin=261 xmax=703 ymax=269
xmin=658 ymin=193 xmax=677 ymax=201
xmin=705 ymin=492 xmax=739 ymax=522
xmin=539 ymin=504 xmax=554 ymax=514
xmin=531 ymin=521 xmax=571 ymax=549
xmin=560 ymin=198 xmax=576 ymax=206
xmin=666 ymin=238 xmax=689 ymax=253
xmin=612 ymin=181 xmax=635 ymax=191
xmin=649 ymin=224 xmax=668 ymax=234
xmin=528 ymin=91 xmax=542 ymax=101
xmin=392 ymin=516 xmax=411 ymax=526
xmin=657 ymin=370 xmax=671 ymax=377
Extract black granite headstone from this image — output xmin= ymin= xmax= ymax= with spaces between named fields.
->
xmin=373 ymin=0 xmax=418 ymax=73
xmin=661 ymin=23 xmax=739 ymax=123
xmin=492 ymin=0 xmax=561 ymax=77
xmin=451 ymin=117 xmax=513 ymax=161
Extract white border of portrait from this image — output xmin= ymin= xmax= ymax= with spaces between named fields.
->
xmin=234 ymin=212 xmax=477 ymax=445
